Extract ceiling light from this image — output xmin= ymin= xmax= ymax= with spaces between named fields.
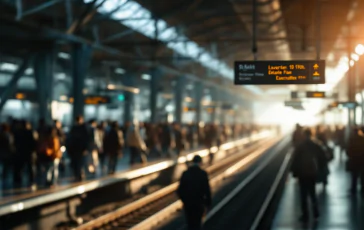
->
xmin=350 ymin=60 xmax=355 ymax=66
xmin=25 ymin=68 xmax=33 ymax=75
xmin=351 ymin=53 xmax=359 ymax=61
xmin=58 ymin=52 xmax=70 ymax=59
xmin=59 ymin=95 xmax=68 ymax=101
xmin=186 ymin=84 xmax=194 ymax=90
xmin=132 ymin=88 xmax=140 ymax=94
xmin=166 ymin=104 xmax=174 ymax=112
xmin=55 ymin=73 xmax=66 ymax=80
xmin=115 ymin=68 xmax=125 ymax=74
xmin=355 ymin=44 xmax=364 ymax=55
xmin=107 ymin=84 xmax=116 ymax=90
xmin=185 ymin=97 xmax=193 ymax=102
xmin=0 ymin=63 xmax=18 ymax=71
xmin=142 ymin=74 xmax=151 ymax=80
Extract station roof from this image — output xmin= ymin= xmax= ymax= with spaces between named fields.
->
xmin=0 ymin=0 xmax=363 ymax=102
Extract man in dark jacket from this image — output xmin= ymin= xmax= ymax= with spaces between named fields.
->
xmin=67 ymin=116 xmax=90 ymax=181
xmin=177 ymin=155 xmax=212 ymax=230
xmin=291 ymin=128 xmax=327 ymax=222
xmin=346 ymin=127 xmax=364 ymax=195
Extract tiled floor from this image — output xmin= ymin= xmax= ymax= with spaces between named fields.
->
xmin=273 ymin=148 xmax=363 ymax=230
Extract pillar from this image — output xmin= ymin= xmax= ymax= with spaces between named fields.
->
xmin=347 ymin=24 xmax=356 ymax=129
xmin=123 ymin=73 xmax=136 ymax=124
xmin=174 ymin=76 xmax=186 ymax=123
xmin=71 ymin=43 xmax=92 ymax=122
xmin=34 ymin=48 xmax=54 ymax=123
xmin=219 ymin=92 xmax=229 ymax=124
xmin=210 ymin=87 xmax=220 ymax=124
xmin=194 ymin=82 xmax=203 ymax=124
xmin=150 ymin=68 xmax=161 ymax=123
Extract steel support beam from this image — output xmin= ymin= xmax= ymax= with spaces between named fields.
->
xmin=219 ymin=92 xmax=228 ymax=124
xmin=174 ymin=76 xmax=186 ymax=123
xmin=150 ymin=68 xmax=162 ymax=123
xmin=347 ymin=23 xmax=355 ymax=129
xmin=16 ymin=0 xmax=22 ymax=21
xmin=194 ymin=82 xmax=203 ymax=124
xmin=123 ymin=73 xmax=136 ymax=124
xmin=252 ymin=0 xmax=258 ymax=60
xmin=65 ymin=0 xmax=73 ymax=28
xmin=210 ymin=87 xmax=220 ymax=124
xmin=315 ymin=0 xmax=321 ymax=60
xmin=22 ymin=0 xmax=63 ymax=18
xmin=361 ymin=91 xmax=364 ymax=125
xmin=71 ymin=43 xmax=93 ymax=122
xmin=34 ymin=49 xmax=55 ymax=123
xmin=0 ymin=56 xmax=32 ymax=112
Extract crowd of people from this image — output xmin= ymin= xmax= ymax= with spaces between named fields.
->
xmin=0 ymin=115 xmax=266 ymax=190
xmin=291 ymin=124 xmax=364 ymax=222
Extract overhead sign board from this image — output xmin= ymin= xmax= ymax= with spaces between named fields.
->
xmin=284 ymin=101 xmax=303 ymax=107
xmin=234 ymin=60 xmax=325 ymax=85
xmin=11 ymin=91 xmax=37 ymax=101
xmin=291 ymin=91 xmax=298 ymax=99
xmin=221 ymin=104 xmax=234 ymax=110
xmin=84 ymin=96 xmax=111 ymax=105
xmin=306 ymin=91 xmax=326 ymax=98
xmin=328 ymin=101 xmax=359 ymax=109
xmin=69 ymin=96 xmax=111 ymax=105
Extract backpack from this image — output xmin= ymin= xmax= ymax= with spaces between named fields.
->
xmin=38 ymin=135 xmax=49 ymax=154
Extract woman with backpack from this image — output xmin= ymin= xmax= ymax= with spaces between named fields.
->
xmin=38 ymin=127 xmax=62 ymax=186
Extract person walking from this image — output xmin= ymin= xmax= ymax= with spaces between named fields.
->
xmin=177 ymin=155 xmax=212 ymax=230
xmin=291 ymin=128 xmax=327 ymax=222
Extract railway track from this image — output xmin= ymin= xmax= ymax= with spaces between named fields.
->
xmin=74 ymin=136 xmax=281 ymax=230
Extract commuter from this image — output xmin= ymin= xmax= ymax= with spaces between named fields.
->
xmin=0 ymin=123 xmax=14 ymax=187
xmin=54 ymin=120 xmax=66 ymax=173
xmin=127 ymin=123 xmax=147 ymax=165
xmin=67 ymin=116 xmax=89 ymax=181
xmin=204 ymin=124 xmax=216 ymax=165
xmin=146 ymin=124 xmax=161 ymax=158
xmin=103 ymin=121 xmax=124 ymax=174
xmin=88 ymin=119 xmax=98 ymax=175
xmin=346 ymin=127 xmax=364 ymax=195
xmin=186 ymin=124 xmax=195 ymax=150
xmin=177 ymin=155 xmax=212 ymax=230
xmin=334 ymin=125 xmax=346 ymax=157
xmin=197 ymin=122 xmax=205 ymax=147
xmin=314 ymin=126 xmax=333 ymax=187
xmin=139 ymin=122 xmax=147 ymax=143
xmin=291 ymin=129 xmax=327 ymax=222
xmin=160 ymin=123 xmax=173 ymax=158
xmin=173 ymin=123 xmax=186 ymax=157
xmin=95 ymin=122 xmax=107 ymax=174
xmin=54 ymin=120 xmax=66 ymax=146
xmin=13 ymin=120 xmax=37 ymax=188
xmin=292 ymin=124 xmax=305 ymax=149
xmin=42 ymin=127 xmax=62 ymax=186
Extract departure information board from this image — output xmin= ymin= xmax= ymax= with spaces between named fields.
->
xmin=234 ymin=60 xmax=325 ymax=85
xmin=306 ymin=91 xmax=326 ymax=98
xmin=84 ymin=96 xmax=111 ymax=105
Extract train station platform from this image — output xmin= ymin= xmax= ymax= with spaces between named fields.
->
xmin=273 ymin=148 xmax=364 ymax=230
xmin=0 ymin=131 xmax=272 ymax=222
